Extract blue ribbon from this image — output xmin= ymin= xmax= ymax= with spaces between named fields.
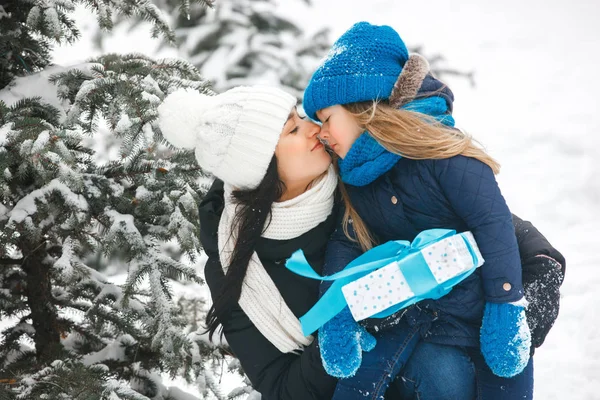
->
xmin=286 ymin=229 xmax=483 ymax=336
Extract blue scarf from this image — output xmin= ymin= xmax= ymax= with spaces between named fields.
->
xmin=339 ymin=97 xmax=456 ymax=187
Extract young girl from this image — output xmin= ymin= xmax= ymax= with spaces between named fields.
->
xmin=302 ymin=22 xmax=563 ymax=399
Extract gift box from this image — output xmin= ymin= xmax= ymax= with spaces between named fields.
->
xmin=285 ymin=229 xmax=484 ymax=336
xmin=342 ymin=231 xmax=484 ymax=321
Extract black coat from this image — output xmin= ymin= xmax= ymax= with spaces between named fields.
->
xmin=200 ymin=179 xmax=338 ymax=400
xmin=199 ymin=179 xmax=565 ymax=399
xmin=514 ymin=215 xmax=566 ymax=350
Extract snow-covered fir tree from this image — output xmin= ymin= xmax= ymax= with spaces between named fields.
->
xmin=0 ymin=1 xmax=240 ymax=399
xmin=0 ymin=0 xmax=183 ymax=91
xmin=102 ymin=0 xmax=331 ymax=101
xmin=98 ymin=0 xmax=474 ymax=103
xmin=173 ymin=0 xmax=331 ymax=100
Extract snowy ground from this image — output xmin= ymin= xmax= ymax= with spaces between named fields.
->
xmin=46 ymin=0 xmax=600 ymax=398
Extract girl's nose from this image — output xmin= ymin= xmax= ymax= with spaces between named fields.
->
xmin=318 ymin=127 xmax=329 ymax=140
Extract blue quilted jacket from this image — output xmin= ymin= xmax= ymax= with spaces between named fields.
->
xmin=324 ymin=155 xmax=524 ymax=347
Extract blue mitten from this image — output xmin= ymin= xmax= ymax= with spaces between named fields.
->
xmin=318 ymin=306 xmax=376 ymax=378
xmin=480 ymin=300 xmax=532 ymax=378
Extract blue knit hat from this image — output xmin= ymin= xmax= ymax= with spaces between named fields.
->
xmin=303 ymin=22 xmax=409 ymax=120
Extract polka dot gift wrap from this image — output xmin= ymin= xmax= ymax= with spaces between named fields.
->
xmin=341 ymin=232 xmax=484 ymax=321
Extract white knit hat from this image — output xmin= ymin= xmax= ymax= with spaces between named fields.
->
xmin=157 ymin=86 xmax=296 ymax=190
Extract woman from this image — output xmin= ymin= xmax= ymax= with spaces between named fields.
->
xmin=157 ymin=84 xmax=564 ymax=399
xmin=158 ymin=85 xmax=339 ymax=399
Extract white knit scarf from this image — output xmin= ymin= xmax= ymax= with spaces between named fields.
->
xmin=218 ymin=165 xmax=337 ymax=353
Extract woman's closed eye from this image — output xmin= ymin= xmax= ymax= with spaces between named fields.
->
xmin=288 ymin=113 xmax=309 ymax=134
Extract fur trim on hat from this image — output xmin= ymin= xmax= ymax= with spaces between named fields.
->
xmin=389 ymin=54 xmax=430 ymax=109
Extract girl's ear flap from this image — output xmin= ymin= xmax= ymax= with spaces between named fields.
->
xmin=389 ymin=54 xmax=430 ymax=109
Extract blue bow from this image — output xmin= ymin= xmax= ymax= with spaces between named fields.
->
xmin=286 ymin=229 xmax=482 ymax=336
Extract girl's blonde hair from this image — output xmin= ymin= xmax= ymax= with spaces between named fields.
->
xmin=339 ymin=100 xmax=500 ymax=251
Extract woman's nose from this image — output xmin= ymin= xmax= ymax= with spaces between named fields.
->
xmin=302 ymin=120 xmax=321 ymax=138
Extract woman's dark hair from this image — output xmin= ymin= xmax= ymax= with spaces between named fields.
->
xmin=205 ymin=156 xmax=285 ymax=341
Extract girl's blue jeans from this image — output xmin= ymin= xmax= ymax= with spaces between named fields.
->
xmin=395 ymin=342 xmax=534 ymax=399
xmin=334 ymin=325 xmax=534 ymax=400
xmin=333 ymin=319 xmax=420 ymax=400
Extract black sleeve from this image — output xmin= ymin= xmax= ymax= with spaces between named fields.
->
xmin=199 ymin=179 xmax=336 ymax=400
xmin=512 ymin=214 xmax=565 ymax=351
xmin=513 ymin=214 xmax=566 ymax=277
xmin=204 ymin=256 xmax=336 ymax=400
